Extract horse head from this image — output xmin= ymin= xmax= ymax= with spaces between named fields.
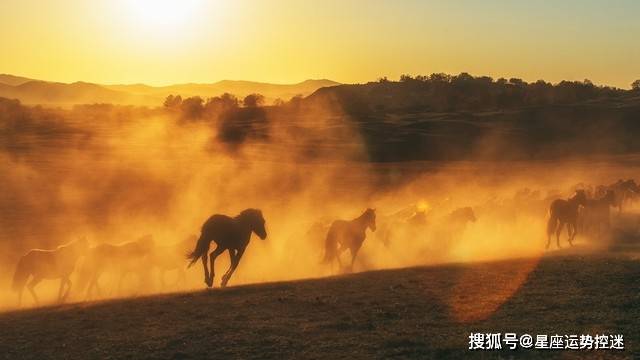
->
xmin=573 ymin=189 xmax=587 ymax=205
xmin=364 ymin=208 xmax=377 ymax=232
xmin=241 ymin=208 xmax=267 ymax=240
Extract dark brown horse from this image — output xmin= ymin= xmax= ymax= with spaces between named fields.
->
xmin=547 ymin=190 xmax=587 ymax=249
xmin=187 ymin=209 xmax=267 ymax=288
xmin=322 ymin=208 xmax=376 ymax=272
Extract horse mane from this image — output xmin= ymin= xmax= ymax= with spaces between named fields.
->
xmin=57 ymin=237 xmax=86 ymax=250
xmin=237 ymin=208 xmax=261 ymax=219
xmin=355 ymin=208 xmax=375 ymax=221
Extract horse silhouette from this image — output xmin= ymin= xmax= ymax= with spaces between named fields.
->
xmin=321 ymin=208 xmax=376 ymax=272
xmin=12 ymin=237 xmax=89 ymax=305
xmin=608 ymin=179 xmax=640 ymax=212
xmin=581 ymin=190 xmax=615 ymax=239
xmin=187 ymin=209 xmax=267 ymax=288
xmin=80 ymin=235 xmax=155 ymax=299
xmin=152 ymin=234 xmax=196 ymax=288
xmin=546 ymin=190 xmax=587 ymax=249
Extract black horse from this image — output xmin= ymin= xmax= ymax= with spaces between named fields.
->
xmin=322 ymin=208 xmax=376 ymax=272
xmin=187 ymin=209 xmax=267 ymax=288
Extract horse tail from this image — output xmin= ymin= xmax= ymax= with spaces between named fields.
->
xmin=11 ymin=255 xmax=30 ymax=292
xmin=186 ymin=233 xmax=209 ymax=268
xmin=321 ymin=226 xmax=337 ymax=264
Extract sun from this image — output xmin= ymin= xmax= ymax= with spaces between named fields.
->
xmin=125 ymin=0 xmax=205 ymax=31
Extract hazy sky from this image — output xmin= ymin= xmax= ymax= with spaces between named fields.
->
xmin=1 ymin=0 xmax=639 ymax=87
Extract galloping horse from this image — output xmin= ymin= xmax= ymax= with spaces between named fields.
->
xmin=81 ymin=235 xmax=155 ymax=299
xmin=187 ymin=209 xmax=267 ymax=288
xmin=321 ymin=208 xmax=376 ymax=272
xmin=12 ymin=237 xmax=89 ymax=305
xmin=547 ymin=190 xmax=587 ymax=249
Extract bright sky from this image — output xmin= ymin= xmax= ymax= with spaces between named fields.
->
xmin=1 ymin=0 xmax=639 ymax=87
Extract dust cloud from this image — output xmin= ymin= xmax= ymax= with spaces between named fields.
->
xmin=0 ymin=96 xmax=636 ymax=310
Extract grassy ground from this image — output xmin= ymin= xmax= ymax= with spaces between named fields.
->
xmin=0 ymin=252 xmax=638 ymax=359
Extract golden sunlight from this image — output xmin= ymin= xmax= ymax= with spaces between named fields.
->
xmin=123 ymin=0 xmax=205 ymax=32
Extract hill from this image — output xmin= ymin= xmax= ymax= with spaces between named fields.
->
xmin=0 ymin=75 xmax=339 ymax=106
xmin=0 ymin=74 xmax=35 ymax=86
xmin=0 ymin=254 xmax=637 ymax=359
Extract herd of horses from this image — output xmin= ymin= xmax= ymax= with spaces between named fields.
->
xmin=9 ymin=179 xmax=639 ymax=306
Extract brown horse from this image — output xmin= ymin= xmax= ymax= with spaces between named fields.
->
xmin=608 ymin=179 xmax=640 ymax=212
xmin=322 ymin=208 xmax=376 ymax=272
xmin=582 ymin=190 xmax=616 ymax=239
xmin=12 ymin=237 xmax=89 ymax=305
xmin=547 ymin=190 xmax=587 ymax=249
xmin=80 ymin=235 xmax=155 ymax=299
xmin=187 ymin=209 xmax=267 ymax=288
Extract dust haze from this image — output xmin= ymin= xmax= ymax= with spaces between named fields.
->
xmin=1 ymin=84 xmax=638 ymax=310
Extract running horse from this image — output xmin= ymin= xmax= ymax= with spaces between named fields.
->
xmin=80 ymin=234 xmax=155 ymax=299
xmin=12 ymin=237 xmax=89 ymax=305
xmin=546 ymin=190 xmax=587 ymax=249
xmin=322 ymin=208 xmax=376 ymax=272
xmin=187 ymin=209 xmax=267 ymax=288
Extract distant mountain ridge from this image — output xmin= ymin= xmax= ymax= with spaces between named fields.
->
xmin=0 ymin=74 xmax=340 ymax=106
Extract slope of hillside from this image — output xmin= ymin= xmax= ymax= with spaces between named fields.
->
xmin=0 ymin=75 xmax=340 ymax=106
xmin=0 ymin=81 xmax=154 ymax=106
xmin=0 ymin=254 xmax=637 ymax=359
xmin=0 ymin=74 xmax=35 ymax=86
xmin=106 ymin=79 xmax=340 ymax=102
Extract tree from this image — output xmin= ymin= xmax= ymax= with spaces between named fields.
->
xmin=399 ymin=74 xmax=414 ymax=82
xmin=180 ymin=96 xmax=204 ymax=119
xmin=632 ymin=79 xmax=640 ymax=91
xmin=163 ymin=94 xmax=182 ymax=109
xmin=243 ymin=93 xmax=265 ymax=108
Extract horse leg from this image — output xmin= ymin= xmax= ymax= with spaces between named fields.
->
xmin=57 ymin=277 xmax=65 ymax=302
xmin=348 ymin=244 xmax=362 ymax=273
xmin=556 ymin=222 xmax=565 ymax=248
xmin=60 ymin=277 xmax=72 ymax=303
xmin=201 ymin=253 xmax=211 ymax=287
xmin=220 ymin=249 xmax=237 ymax=287
xmin=27 ymin=276 xmax=42 ymax=305
xmin=207 ymin=246 xmax=225 ymax=288
xmin=221 ymin=248 xmax=245 ymax=288
xmin=57 ymin=276 xmax=71 ymax=303
xmin=568 ymin=222 xmax=575 ymax=246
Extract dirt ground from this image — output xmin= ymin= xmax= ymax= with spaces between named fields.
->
xmin=0 ymin=251 xmax=637 ymax=360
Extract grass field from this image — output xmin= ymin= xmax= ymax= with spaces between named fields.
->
xmin=0 ymin=251 xmax=637 ymax=359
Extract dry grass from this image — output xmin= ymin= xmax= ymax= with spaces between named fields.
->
xmin=0 ymin=252 xmax=637 ymax=359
